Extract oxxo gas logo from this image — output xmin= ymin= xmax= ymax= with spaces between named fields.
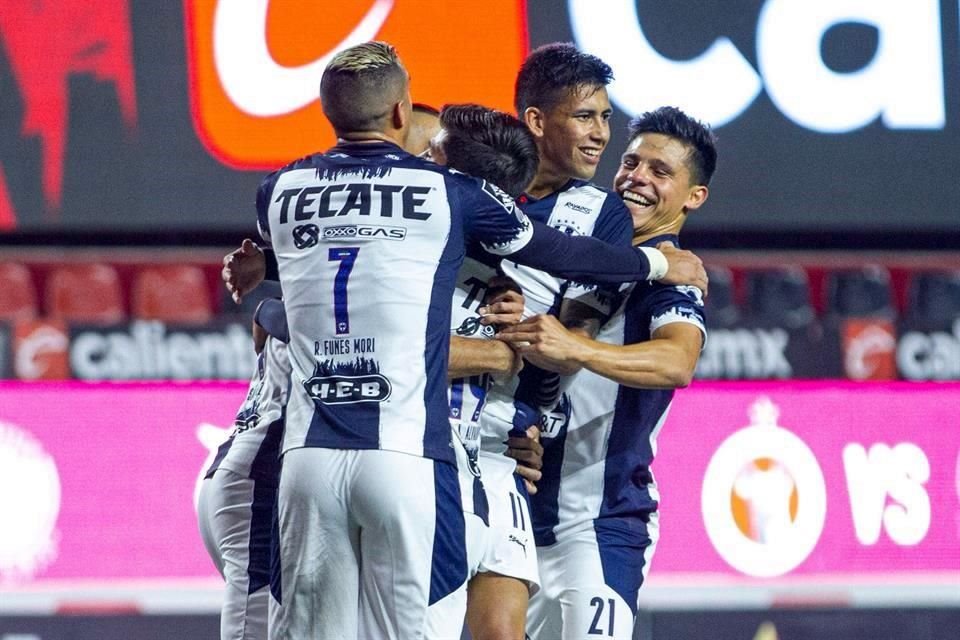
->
xmin=184 ymin=0 xmax=526 ymax=168
xmin=570 ymin=0 xmax=946 ymax=131
xmin=701 ymin=398 xmax=827 ymax=577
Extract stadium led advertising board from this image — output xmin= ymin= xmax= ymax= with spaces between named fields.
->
xmin=0 ymin=381 xmax=956 ymax=606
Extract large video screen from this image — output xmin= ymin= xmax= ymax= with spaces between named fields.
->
xmin=1 ymin=1 xmax=958 ymax=236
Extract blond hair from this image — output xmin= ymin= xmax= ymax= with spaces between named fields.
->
xmin=326 ymin=41 xmax=399 ymax=74
xmin=321 ymin=41 xmax=408 ymax=134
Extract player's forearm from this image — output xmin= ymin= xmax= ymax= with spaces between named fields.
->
xmin=448 ymin=336 xmax=516 ymax=379
xmin=575 ymin=338 xmax=697 ymax=389
xmin=507 ymin=220 xmax=667 ymax=285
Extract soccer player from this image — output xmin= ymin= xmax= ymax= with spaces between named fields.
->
xmin=470 ymin=43 xmax=645 ymax=636
xmin=479 ymin=42 xmax=645 ymax=475
xmin=197 ymin=298 xmax=289 ymax=640
xmin=500 ymin=106 xmax=717 ymax=639
xmin=253 ymin=42 xmax=705 ymax=639
xmin=426 ymin=104 xmax=546 ymax=640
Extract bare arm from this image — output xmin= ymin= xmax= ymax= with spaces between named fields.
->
xmin=448 ymin=336 xmax=521 ymax=379
xmin=518 ymin=298 xmax=605 ymax=375
xmin=500 ymin=316 xmax=703 ymax=389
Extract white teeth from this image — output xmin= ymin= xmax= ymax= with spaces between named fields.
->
xmin=581 ymin=149 xmax=598 ymax=157
xmin=623 ymin=192 xmax=653 ymax=206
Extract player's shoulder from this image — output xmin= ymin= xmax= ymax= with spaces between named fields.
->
xmin=560 ymin=179 xmax=630 ymax=219
xmin=563 ymin=179 xmax=621 ymax=203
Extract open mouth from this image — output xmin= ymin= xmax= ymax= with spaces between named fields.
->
xmin=622 ymin=190 xmax=654 ymax=207
xmin=580 ymin=147 xmax=601 ymax=162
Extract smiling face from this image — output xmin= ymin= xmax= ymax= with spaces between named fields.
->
xmin=526 ymin=84 xmax=612 ymax=196
xmin=614 ymin=132 xmax=708 ymax=241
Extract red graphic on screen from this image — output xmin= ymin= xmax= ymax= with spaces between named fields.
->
xmin=0 ymin=0 xmax=137 ymax=222
xmin=0 ymin=167 xmax=13 ymax=230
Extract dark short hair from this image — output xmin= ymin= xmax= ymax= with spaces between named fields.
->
xmin=627 ymin=107 xmax=718 ymax=186
xmin=514 ymin=43 xmax=614 ymax=115
xmin=439 ymin=104 xmax=539 ymax=198
xmin=320 ymin=42 xmax=408 ymax=134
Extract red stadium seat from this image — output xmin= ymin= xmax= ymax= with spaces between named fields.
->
xmin=0 ymin=262 xmax=38 ymax=321
xmin=131 ymin=264 xmax=213 ymax=323
xmin=45 ymin=263 xmax=126 ymax=324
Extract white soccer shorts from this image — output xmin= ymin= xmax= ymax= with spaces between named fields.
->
xmin=526 ymin=516 xmax=658 ymax=640
xmin=270 ymin=447 xmax=467 ymax=640
xmin=197 ymin=469 xmax=275 ymax=640
xmin=476 ymin=452 xmax=540 ymax=592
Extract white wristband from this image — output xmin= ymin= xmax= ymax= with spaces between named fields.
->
xmin=639 ymin=247 xmax=669 ymax=281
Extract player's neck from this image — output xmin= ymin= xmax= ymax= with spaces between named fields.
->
xmin=336 ymin=130 xmax=404 ymax=147
xmin=525 ymin=169 xmax=571 ymax=199
xmin=632 ymin=219 xmax=685 ymax=246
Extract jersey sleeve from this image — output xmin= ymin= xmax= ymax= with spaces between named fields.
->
xmin=461 ymin=179 xmax=535 ymax=255
xmin=255 ymin=174 xmax=275 ymax=245
xmin=505 ymin=220 xmax=653 ymax=284
xmin=562 ymin=195 xmax=634 ymax=319
xmin=643 ymin=284 xmax=708 ymax=348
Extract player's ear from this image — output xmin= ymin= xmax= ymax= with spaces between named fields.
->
xmin=522 ymin=107 xmax=546 ymax=138
xmin=684 ymin=185 xmax=709 ymax=212
xmin=391 ymin=99 xmax=408 ymax=131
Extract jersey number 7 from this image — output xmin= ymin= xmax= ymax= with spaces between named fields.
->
xmin=329 ymin=247 xmax=359 ymax=335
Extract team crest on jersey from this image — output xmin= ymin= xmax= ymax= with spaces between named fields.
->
xmin=304 ymin=358 xmax=392 ymax=404
xmin=454 ymin=316 xmax=496 ymax=338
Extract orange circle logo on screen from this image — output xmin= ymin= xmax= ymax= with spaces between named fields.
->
xmin=184 ymin=0 xmax=528 ymax=169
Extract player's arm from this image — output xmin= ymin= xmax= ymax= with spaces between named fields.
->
xmin=466 ymin=181 xmax=707 ymax=291
xmin=505 ymin=425 xmax=543 ymax=494
xmin=223 ymin=176 xmax=282 ymax=302
xmin=448 ymin=275 xmax=525 ymax=379
xmin=448 ymin=337 xmax=522 ymax=379
xmin=500 ymin=316 xmax=703 ymax=389
xmin=514 ymin=298 xmax=605 ymax=375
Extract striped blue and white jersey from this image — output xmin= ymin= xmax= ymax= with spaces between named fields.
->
xmin=448 ymin=246 xmax=500 ymax=519
xmin=530 ymin=235 xmax=706 ymax=545
xmin=479 ymin=180 xmax=632 ymax=453
xmin=447 ymin=246 xmax=501 ymax=461
xmin=206 ymin=334 xmax=290 ymax=486
xmin=258 ymin=142 xmax=533 ymax=464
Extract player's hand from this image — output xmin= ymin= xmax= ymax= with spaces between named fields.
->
xmin=222 ymin=239 xmax=266 ymax=303
xmin=479 ymin=275 xmax=525 ymax=328
xmin=656 ymin=241 xmax=708 ymax=297
xmin=506 ymin=426 xmax=543 ymax=494
xmin=498 ymin=314 xmax=587 ymax=374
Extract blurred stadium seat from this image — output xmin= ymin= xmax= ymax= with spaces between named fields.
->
xmin=906 ymin=269 xmax=960 ymax=327
xmin=0 ymin=261 xmax=38 ymax=321
xmin=825 ymin=265 xmax=895 ymax=319
xmin=131 ymin=264 xmax=213 ymax=323
xmin=45 ymin=262 xmax=125 ymax=324
xmin=704 ymin=265 xmax=738 ymax=327
xmin=744 ymin=265 xmax=814 ymax=328
xmin=220 ymin=278 xmax=283 ymax=319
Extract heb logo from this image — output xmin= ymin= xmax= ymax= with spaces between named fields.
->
xmin=304 ymin=374 xmax=392 ymax=404
xmin=183 ymin=0 xmax=527 ymax=168
xmin=841 ymin=318 xmax=896 ymax=380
